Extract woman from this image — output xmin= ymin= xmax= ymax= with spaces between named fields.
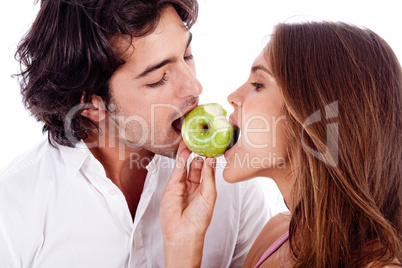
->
xmin=160 ymin=21 xmax=402 ymax=267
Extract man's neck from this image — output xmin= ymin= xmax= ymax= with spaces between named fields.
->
xmin=84 ymin=134 xmax=155 ymax=219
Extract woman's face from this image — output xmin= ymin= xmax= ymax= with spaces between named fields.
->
xmin=223 ymin=48 xmax=289 ymax=182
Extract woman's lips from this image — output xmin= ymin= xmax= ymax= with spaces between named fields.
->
xmin=229 ymin=114 xmax=238 ymax=127
xmin=224 ymin=142 xmax=236 ymax=159
xmin=225 ymin=115 xmax=241 ymax=158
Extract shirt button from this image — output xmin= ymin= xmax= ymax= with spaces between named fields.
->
xmin=108 ymin=189 xmax=118 ymax=196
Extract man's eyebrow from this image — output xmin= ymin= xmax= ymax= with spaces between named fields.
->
xmin=136 ymin=57 xmax=175 ymax=79
xmin=251 ymin=65 xmax=273 ymax=76
xmin=135 ymin=32 xmax=193 ymax=79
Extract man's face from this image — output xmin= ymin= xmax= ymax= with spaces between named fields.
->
xmin=107 ymin=5 xmax=202 ymax=158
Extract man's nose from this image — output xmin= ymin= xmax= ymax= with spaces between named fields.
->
xmin=175 ymin=64 xmax=202 ymax=98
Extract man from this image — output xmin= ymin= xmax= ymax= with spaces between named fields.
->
xmin=0 ymin=0 xmax=269 ymax=267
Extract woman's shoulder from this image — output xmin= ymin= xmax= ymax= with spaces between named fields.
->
xmin=259 ymin=210 xmax=291 ymax=237
xmin=266 ymin=211 xmax=291 ymax=227
xmin=244 ymin=211 xmax=292 ymax=267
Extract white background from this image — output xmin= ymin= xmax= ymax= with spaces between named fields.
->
xmin=1 ymin=0 xmax=401 ymax=214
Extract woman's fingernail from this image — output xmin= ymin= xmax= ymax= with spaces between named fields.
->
xmin=208 ymin=158 xmax=216 ymax=169
xmin=195 ymin=157 xmax=204 ymax=169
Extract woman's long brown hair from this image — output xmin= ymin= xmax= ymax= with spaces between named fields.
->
xmin=268 ymin=22 xmax=402 ymax=267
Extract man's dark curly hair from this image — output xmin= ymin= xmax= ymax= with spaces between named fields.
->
xmin=15 ymin=0 xmax=198 ymax=147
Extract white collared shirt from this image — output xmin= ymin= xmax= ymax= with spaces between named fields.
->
xmin=0 ymin=139 xmax=270 ymax=268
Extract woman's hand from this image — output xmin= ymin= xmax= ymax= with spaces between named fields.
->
xmin=160 ymin=140 xmax=217 ymax=268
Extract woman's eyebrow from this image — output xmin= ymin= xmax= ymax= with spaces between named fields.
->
xmin=251 ymin=65 xmax=273 ymax=76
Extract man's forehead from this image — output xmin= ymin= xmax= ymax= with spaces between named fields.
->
xmin=111 ymin=7 xmax=189 ymax=58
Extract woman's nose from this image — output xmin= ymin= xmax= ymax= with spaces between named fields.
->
xmin=227 ymin=87 xmax=243 ymax=108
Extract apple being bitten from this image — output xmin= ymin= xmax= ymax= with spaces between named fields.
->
xmin=181 ymin=103 xmax=239 ymax=157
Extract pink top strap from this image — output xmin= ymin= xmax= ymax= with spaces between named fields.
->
xmin=254 ymin=231 xmax=289 ymax=268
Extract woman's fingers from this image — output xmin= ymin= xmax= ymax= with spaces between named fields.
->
xmin=167 ymin=140 xmax=217 ymax=208
xmin=200 ymin=158 xmax=217 ymax=204
xmin=186 ymin=157 xmax=204 ymax=195
xmin=169 ymin=140 xmax=191 ymax=184
xmin=187 ymin=157 xmax=204 ymax=184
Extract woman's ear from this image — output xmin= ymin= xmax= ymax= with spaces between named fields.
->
xmin=80 ymin=95 xmax=107 ymax=122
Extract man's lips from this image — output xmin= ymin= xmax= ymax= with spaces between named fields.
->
xmin=172 ymin=116 xmax=185 ymax=133
xmin=171 ymin=102 xmax=199 ymax=133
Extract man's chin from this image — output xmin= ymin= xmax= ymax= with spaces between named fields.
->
xmin=155 ymin=150 xmax=177 ymax=159
xmin=149 ymin=140 xmax=181 ymax=158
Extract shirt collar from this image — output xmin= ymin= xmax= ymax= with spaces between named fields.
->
xmin=146 ymin=154 xmax=162 ymax=174
xmin=56 ymin=140 xmax=93 ymax=175
xmin=56 ymin=141 xmax=172 ymax=178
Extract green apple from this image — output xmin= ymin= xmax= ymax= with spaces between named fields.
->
xmin=181 ymin=103 xmax=239 ymax=157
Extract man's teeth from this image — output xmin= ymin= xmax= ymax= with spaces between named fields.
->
xmin=172 ymin=116 xmax=185 ymax=131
